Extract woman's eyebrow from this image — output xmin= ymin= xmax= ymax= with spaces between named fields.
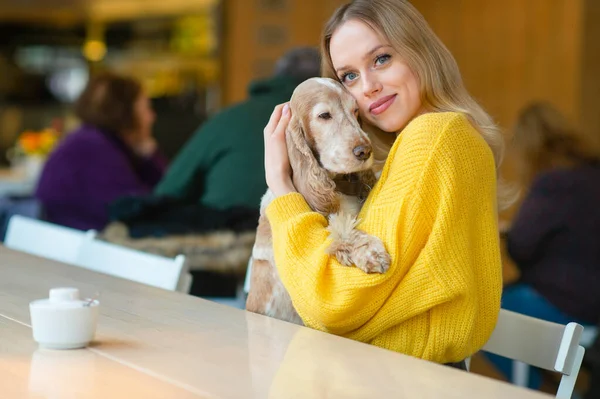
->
xmin=335 ymin=44 xmax=392 ymax=74
xmin=335 ymin=64 xmax=351 ymax=75
xmin=364 ymin=44 xmax=389 ymax=58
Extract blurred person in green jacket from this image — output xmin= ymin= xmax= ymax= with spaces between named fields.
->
xmin=154 ymin=47 xmax=321 ymax=210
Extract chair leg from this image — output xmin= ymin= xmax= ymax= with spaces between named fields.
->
xmin=556 ymin=346 xmax=585 ymax=399
xmin=512 ymin=360 xmax=530 ymax=387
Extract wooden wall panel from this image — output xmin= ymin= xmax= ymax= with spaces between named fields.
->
xmin=580 ymin=0 xmax=600 ymax=145
xmin=221 ymin=0 xmax=255 ymax=106
xmin=221 ymin=0 xmax=347 ymax=105
xmin=412 ymin=0 xmax=583 ymax=132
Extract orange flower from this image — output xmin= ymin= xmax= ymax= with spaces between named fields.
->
xmin=39 ymin=129 xmax=58 ymax=153
xmin=19 ymin=131 xmax=41 ymax=154
xmin=17 ymin=129 xmax=59 ymax=156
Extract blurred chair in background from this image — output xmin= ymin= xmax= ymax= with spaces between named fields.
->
xmin=4 ymin=214 xmax=95 ymax=265
xmin=4 ymin=214 xmax=191 ymax=293
xmin=75 ymin=237 xmax=188 ymax=292
xmin=481 ymin=309 xmax=584 ymax=399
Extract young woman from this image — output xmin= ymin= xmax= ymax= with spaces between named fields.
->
xmin=36 ymin=73 xmax=166 ymax=231
xmin=263 ymin=0 xmax=511 ymax=367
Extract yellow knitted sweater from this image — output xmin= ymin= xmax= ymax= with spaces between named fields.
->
xmin=266 ymin=112 xmax=502 ymax=363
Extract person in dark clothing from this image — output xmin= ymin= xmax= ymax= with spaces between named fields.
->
xmin=488 ymin=102 xmax=600 ymax=388
xmin=585 ymin=327 xmax=600 ymax=399
xmin=35 ymin=73 xmax=167 ymax=231
xmin=154 ymin=47 xmax=321 ymax=210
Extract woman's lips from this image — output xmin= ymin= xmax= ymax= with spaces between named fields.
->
xmin=369 ymin=94 xmax=397 ymax=116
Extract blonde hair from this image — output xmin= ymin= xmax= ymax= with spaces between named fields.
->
xmin=320 ymin=0 xmax=514 ymax=210
xmin=512 ymin=102 xmax=600 ymax=182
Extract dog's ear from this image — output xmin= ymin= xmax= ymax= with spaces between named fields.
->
xmin=286 ymin=115 xmax=339 ymax=214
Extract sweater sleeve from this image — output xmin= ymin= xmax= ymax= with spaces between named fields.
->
xmin=266 ymin=115 xmax=500 ymax=342
xmin=267 ymin=193 xmax=412 ymax=336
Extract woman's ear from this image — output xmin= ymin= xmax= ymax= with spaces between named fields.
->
xmin=286 ymin=115 xmax=339 ymax=214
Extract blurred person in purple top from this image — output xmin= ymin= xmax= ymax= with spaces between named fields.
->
xmin=489 ymin=102 xmax=600 ymax=387
xmin=35 ymin=73 xmax=167 ymax=231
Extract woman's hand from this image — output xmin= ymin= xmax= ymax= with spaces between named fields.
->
xmin=264 ymin=103 xmax=296 ymax=197
xmin=131 ymin=136 xmax=158 ymax=158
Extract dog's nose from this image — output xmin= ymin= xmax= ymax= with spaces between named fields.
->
xmin=353 ymin=145 xmax=372 ymax=160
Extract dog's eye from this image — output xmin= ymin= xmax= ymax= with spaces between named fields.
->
xmin=318 ymin=112 xmax=332 ymax=120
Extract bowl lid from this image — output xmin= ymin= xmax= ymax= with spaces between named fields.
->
xmin=30 ymin=287 xmax=98 ymax=309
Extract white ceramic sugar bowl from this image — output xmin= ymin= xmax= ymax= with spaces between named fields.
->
xmin=29 ymin=288 xmax=99 ymax=349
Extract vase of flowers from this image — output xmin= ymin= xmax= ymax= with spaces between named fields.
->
xmin=9 ymin=128 xmax=60 ymax=181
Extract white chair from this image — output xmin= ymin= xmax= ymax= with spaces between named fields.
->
xmin=509 ymin=325 xmax=597 ymax=399
xmin=178 ymin=272 xmax=194 ymax=294
xmin=481 ymin=309 xmax=584 ymax=399
xmin=75 ymin=237 xmax=187 ymax=292
xmin=4 ymin=215 xmax=96 ymax=265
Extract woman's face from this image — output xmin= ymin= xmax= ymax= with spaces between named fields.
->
xmin=133 ymin=92 xmax=156 ymax=138
xmin=329 ymin=19 xmax=423 ymax=133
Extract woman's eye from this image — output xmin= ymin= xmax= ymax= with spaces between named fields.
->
xmin=353 ymin=108 xmax=359 ymax=116
xmin=375 ymin=54 xmax=391 ymax=66
xmin=318 ymin=112 xmax=332 ymax=120
xmin=341 ymin=72 xmax=358 ymax=83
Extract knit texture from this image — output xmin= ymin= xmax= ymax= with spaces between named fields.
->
xmin=266 ymin=112 xmax=502 ymax=363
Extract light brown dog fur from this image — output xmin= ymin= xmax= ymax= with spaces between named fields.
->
xmin=246 ymin=78 xmax=391 ymax=325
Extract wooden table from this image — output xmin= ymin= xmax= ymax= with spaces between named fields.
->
xmin=0 ymin=246 xmax=551 ymax=398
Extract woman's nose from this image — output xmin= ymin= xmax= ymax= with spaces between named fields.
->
xmin=362 ymin=75 xmax=382 ymax=97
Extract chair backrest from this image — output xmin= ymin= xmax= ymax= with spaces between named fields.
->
xmin=4 ymin=215 xmax=96 ymax=265
xmin=178 ymin=271 xmax=194 ymax=294
xmin=75 ymin=238 xmax=186 ymax=291
xmin=482 ymin=309 xmax=585 ymax=399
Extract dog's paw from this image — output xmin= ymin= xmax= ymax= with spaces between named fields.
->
xmin=327 ymin=240 xmax=355 ymax=266
xmin=352 ymin=235 xmax=391 ymax=274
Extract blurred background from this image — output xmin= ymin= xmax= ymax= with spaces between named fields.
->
xmin=1 ymin=0 xmax=599 ymax=394
xmin=1 ymin=0 xmax=598 ymax=170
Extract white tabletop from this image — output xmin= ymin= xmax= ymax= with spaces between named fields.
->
xmin=0 ymin=246 xmax=551 ymax=398
xmin=0 ymin=316 xmax=199 ymax=398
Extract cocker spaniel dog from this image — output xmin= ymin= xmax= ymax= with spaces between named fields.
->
xmin=246 ymin=77 xmax=391 ymax=325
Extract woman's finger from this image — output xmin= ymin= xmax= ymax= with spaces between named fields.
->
xmin=264 ymin=103 xmax=286 ymax=140
xmin=271 ymin=104 xmax=291 ymax=139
